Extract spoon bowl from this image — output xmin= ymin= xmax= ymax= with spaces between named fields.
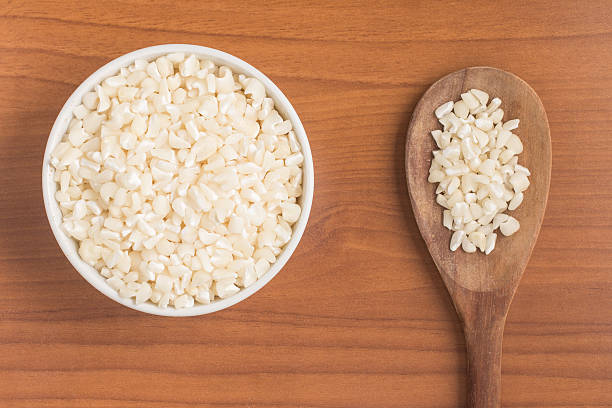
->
xmin=405 ymin=67 xmax=551 ymax=407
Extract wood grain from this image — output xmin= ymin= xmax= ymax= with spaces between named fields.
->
xmin=406 ymin=67 xmax=552 ymax=407
xmin=0 ymin=0 xmax=610 ymax=407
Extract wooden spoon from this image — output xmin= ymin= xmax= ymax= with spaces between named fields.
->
xmin=405 ymin=67 xmax=551 ymax=407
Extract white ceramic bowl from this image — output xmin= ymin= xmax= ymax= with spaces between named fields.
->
xmin=42 ymin=44 xmax=314 ymax=316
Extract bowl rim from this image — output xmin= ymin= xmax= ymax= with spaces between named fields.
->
xmin=42 ymin=44 xmax=314 ymax=316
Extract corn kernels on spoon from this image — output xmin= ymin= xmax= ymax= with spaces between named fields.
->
xmin=405 ymin=67 xmax=551 ymax=408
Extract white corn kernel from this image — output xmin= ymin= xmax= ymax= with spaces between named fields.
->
xmin=461 ymin=237 xmax=477 ymax=253
xmin=500 ymin=216 xmax=520 ymax=236
xmin=453 ymin=100 xmax=469 ymax=119
xmin=503 ymin=119 xmax=520 ymax=131
xmin=510 ymin=173 xmax=530 ymax=193
xmin=450 ymin=230 xmax=465 ymax=251
xmin=508 ymin=192 xmax=524 ymax=210
xmin=435 ymin=101 xmax=454 ymax=119
xmin=485 ymin=233 xmax=497 ymax=255
xmin=470 ymin=89 xmax=489 ymax=106
xmin=461 ymin=92 xmax=479 ymax=111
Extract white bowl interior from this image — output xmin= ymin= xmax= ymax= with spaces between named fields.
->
xmin=42 ymin=44 xmax=314 ymax=316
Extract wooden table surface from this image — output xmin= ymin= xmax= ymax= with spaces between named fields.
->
xmin=1 ymin=1 xmax=611 ymax=407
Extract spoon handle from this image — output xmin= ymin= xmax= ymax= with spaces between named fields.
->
xmin=464 ymin=321 xmax=505 ymax=408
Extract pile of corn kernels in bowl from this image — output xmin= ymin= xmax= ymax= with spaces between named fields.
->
xmin=50 ymin=53 xmax=304 ymax=308
xmin=427 ymin=89 xmax=530 ymax=254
